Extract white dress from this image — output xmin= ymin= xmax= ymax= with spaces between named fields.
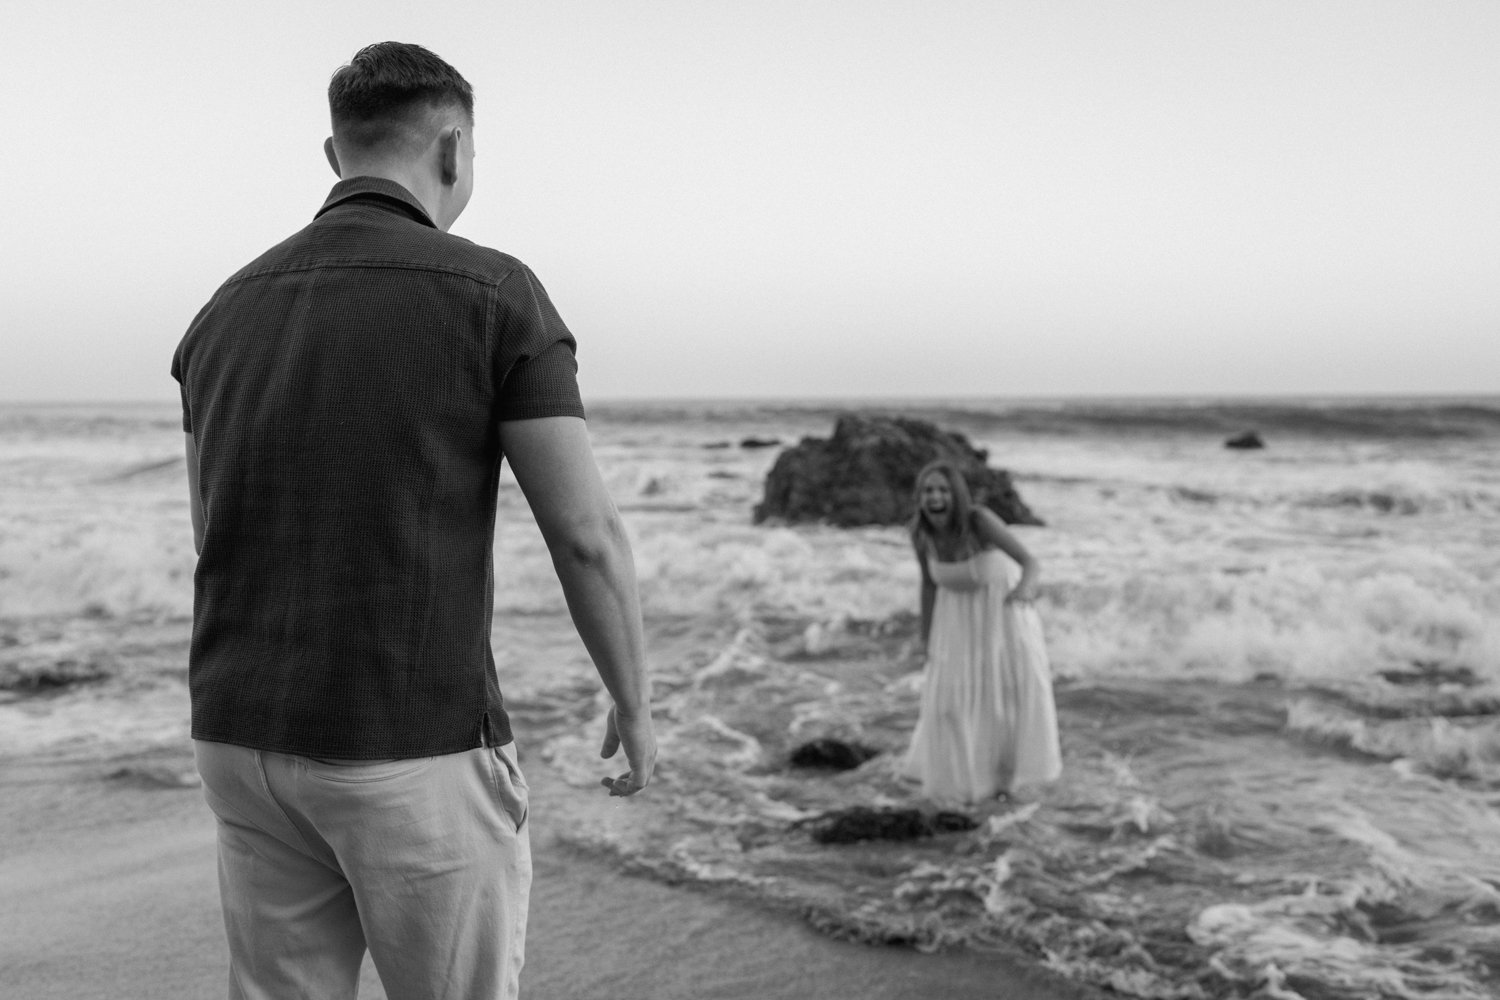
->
xmin=902 ymin=548 xmax=1062 ymax=802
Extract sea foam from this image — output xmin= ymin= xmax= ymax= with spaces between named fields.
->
xmin=5 ymin=400 xmax=1498 ymax=998
xmin=5 ymin=400 xmax=1498 ymax=689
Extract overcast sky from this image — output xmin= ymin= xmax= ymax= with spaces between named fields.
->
xmin=3 ymin=0 xmax=1496 ymax=403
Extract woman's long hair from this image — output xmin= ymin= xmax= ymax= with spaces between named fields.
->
xmin=908 ymin=460 xmax=977 ymax=557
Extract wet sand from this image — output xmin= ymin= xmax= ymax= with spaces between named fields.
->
xmin=0 ymin=754 xmax=1092 ymax=1000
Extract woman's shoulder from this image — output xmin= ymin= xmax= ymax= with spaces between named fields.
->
xmin=968 ymin=505 xmax=1003 ymax=529
xmin=969 ymin=506 xmax=1012 ymax=542
xmin=954 ymin=509 xmax=1002 ymax=548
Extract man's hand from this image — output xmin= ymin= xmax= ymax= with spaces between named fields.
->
xmin=599 ymin=706 xmax=657 ymax=797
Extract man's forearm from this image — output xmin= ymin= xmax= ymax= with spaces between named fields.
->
xmin=548 ymin=515 xmax=650 ymax=714
xmin=496 ymin=416 xmax=651 ymax=716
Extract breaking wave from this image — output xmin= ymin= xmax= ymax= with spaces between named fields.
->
xmin=5 ymin=399 xmax=1500 ymax=998
xmin=527 ymin=613 xmax=1500 ymax=1000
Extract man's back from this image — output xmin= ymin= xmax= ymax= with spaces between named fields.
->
xmin=174 ymin=177 xmax=583 ymax=759
xmin=180 ymin=43 xmax=653 ymax=1000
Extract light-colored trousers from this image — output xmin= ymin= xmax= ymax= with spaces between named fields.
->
xmin=194 ymin=739 xmax=532 ymax=1000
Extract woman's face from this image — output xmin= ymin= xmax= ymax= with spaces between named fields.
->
xmin=919 ymin=470 xmax=954 ymax=525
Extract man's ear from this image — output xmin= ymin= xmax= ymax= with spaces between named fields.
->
xmin=438 ymin=127 xmax=461 ymax=186
xmin=324 ymin=137 xmax=342 ymax=178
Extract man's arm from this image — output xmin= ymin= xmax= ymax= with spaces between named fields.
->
xmin=498 ymin=416 xmax=656 ymax=796
xmin=184 ymin=433 xmax=204 ymax=556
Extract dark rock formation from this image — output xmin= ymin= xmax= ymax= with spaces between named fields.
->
xmin=739 ymin=436 xmax=781 ymax=449
xmin=1224 ymin=431 xmax=1265 ymax=450
xmin=797 ymin=806 xmax=978 ymax=844
xmin=752 ymin=413 xmax=1042 ymax=527
xmin=788 ymin=738 xmax=880 ymax=771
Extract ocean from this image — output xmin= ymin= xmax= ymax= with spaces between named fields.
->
xmin=2 ymin=397 xmax=1497 ymax=999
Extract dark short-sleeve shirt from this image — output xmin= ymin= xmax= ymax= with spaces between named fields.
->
xmin=171 ymin=176 xmax=585 ymax=758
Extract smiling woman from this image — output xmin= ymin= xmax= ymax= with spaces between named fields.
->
xmin=899 ymin=460 xmax=1062 ymax=803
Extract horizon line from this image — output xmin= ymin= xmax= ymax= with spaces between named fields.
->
xmin=3 ymin=390 xmax=1498 ymax=409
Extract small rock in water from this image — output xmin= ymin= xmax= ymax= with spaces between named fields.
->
xmin=0 ymin=658 xmax=110 ymax=692
xmin=1224 ymin=430 xmax=1265 ymax=449
xmin=1378 ymin=660 xmax=1478 ymax=687
xmin=107 ymin=765 xmax=202 ymax=790
xmin=788 ymin=738 xmax=879 ymax=771
xmin=739 ymin=436 xmax=781 ymax=449
xmin=798 ymin=806 xmax=977 ymax=844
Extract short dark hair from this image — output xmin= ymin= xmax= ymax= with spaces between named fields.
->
xmin=328 ymin=42 xmax=474 ymax=152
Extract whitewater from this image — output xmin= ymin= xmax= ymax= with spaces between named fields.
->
xmin=2 ymin=397 xmax=1497 ymax=999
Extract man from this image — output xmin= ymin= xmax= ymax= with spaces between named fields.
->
xmin=172 ymin=42 xmax=655 ymax=1000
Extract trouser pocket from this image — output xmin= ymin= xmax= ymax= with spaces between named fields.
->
xmin=488 ymin=742 xmax=530 ymax=833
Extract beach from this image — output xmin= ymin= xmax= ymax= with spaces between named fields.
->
xmin=2 ymin=398 xmax=1498 ymax=998
xmin=0 ymin=752 xmax=1086 ymax=1000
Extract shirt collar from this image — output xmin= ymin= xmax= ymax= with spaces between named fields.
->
xmin=315 ymin=176 xmax=438 ymax=229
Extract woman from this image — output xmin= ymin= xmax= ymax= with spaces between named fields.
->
xmin=901 ymin=460 xmax=1062 ymax=803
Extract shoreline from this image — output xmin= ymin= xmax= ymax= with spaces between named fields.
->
xmin=3 ymin=625 xmax=1498 ymax=999
xmin=0 ymin=751 xmax=1093 ymax=1000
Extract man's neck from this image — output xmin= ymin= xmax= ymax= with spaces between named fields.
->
xmin=342 ymin=164 xmax=443 ymax=226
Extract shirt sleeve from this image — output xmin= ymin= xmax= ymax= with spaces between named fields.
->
xmin=493 ymin=265 xmax=586 ymax=422
xmin=170 ymin=344 xmax=192 ymax=433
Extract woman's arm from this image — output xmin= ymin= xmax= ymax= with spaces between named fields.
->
xmin=973 ymin=508 xmax=1040 ymax=604
xmin=914 ymin=538 xmax=936 ymax=651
